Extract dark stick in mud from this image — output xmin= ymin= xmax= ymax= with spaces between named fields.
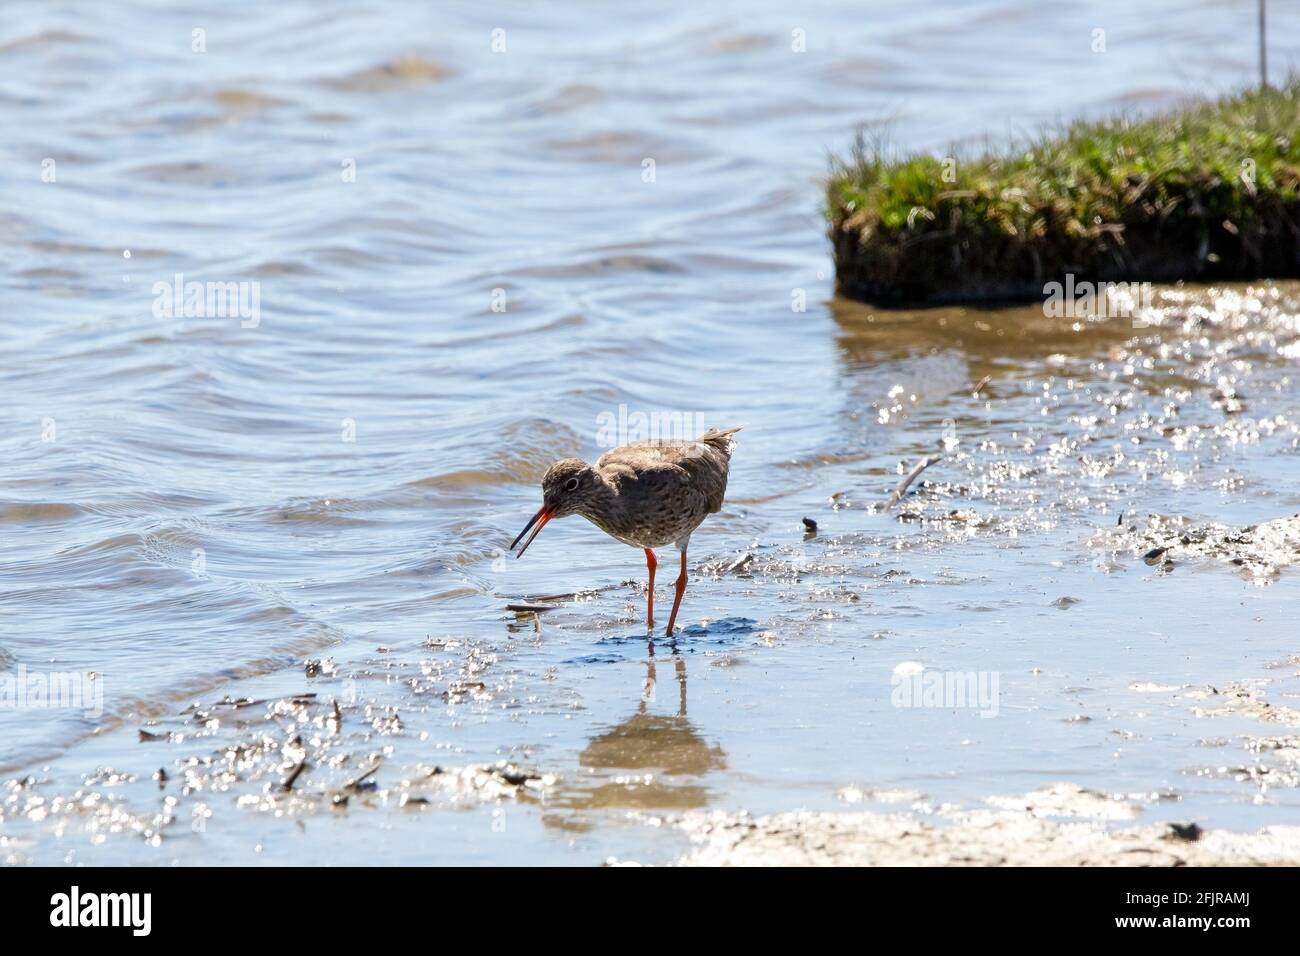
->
xmin=281 ymin=759 xmax=308 ymax=792
xmin=344 ymin=761 xmax=382 ymax=791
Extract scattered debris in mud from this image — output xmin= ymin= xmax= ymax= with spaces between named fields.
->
xmin=1184 ymin=682 xmax=1300 ymax=726
xmin=1095 ymin=513 xmax=1300 ymax=583
xmin=1180 ymin=682 xmax=1300 ymax=797
xmin=0 ymin=631 xmax=561 ymax=862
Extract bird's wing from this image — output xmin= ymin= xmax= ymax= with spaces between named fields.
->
xmin=598 ymin=440 xmax=731 ymax=514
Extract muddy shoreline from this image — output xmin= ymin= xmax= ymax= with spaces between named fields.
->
xmin=661 ymin=803 xmax=1300 ymax=866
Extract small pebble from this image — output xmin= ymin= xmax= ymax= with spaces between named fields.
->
xmin=1167 ymin=822 xmax=1203 ymax=842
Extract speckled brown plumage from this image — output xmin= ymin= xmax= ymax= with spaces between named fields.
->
xmin=511 ymin=426 xmax=741 ymax=637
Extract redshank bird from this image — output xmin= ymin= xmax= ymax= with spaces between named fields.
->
xmin=510 ymin=426 xmax=741 ymax=637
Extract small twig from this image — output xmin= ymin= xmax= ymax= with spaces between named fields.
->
xmin=329 ymin=698 xmax=343 ymax=733
xmin=972 ymin=375 xmax=992 ymax=396
xmin=886 ymin=455 xmax=942 ymax=510
xmin=344 ymin=760 xmax=382 ymax=791
xmin=281 ymin=758 xmax=308 ymax=792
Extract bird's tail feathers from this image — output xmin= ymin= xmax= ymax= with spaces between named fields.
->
xmin=699 ymin=425 xmax=744 ymax=454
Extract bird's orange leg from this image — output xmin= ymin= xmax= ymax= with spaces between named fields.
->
xmin=665 ymin=549 xmax=687 ymax=637
xmin=644 ymin=548 xmax=657 ymax=630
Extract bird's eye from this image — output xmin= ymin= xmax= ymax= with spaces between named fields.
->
xmin=564 ymin=477 xmax=580 ymax=492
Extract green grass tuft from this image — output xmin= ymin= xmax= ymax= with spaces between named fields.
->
xmin=827 ymin=82 xmax=1300 ymax=307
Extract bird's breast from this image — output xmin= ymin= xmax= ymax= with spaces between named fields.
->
xmin=583 ymin=508 xmax=700 ymax=550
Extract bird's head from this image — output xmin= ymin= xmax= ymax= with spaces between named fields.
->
xmin=510 ymin=459 xmax=601 ymax=557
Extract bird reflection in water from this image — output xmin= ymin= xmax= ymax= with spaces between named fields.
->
xmin=548 ymin=645 xmax=726 ymax=821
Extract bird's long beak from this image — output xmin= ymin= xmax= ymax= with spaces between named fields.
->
xmin=510 ymin=505 xmax=554 ymax=558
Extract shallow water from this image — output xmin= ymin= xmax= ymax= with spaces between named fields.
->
xmin=3 ymin=2 xmax=1300 ymax=864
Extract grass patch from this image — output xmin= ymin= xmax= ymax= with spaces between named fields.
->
xmin=827 ymin=82 xmax=1300 ymax=307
